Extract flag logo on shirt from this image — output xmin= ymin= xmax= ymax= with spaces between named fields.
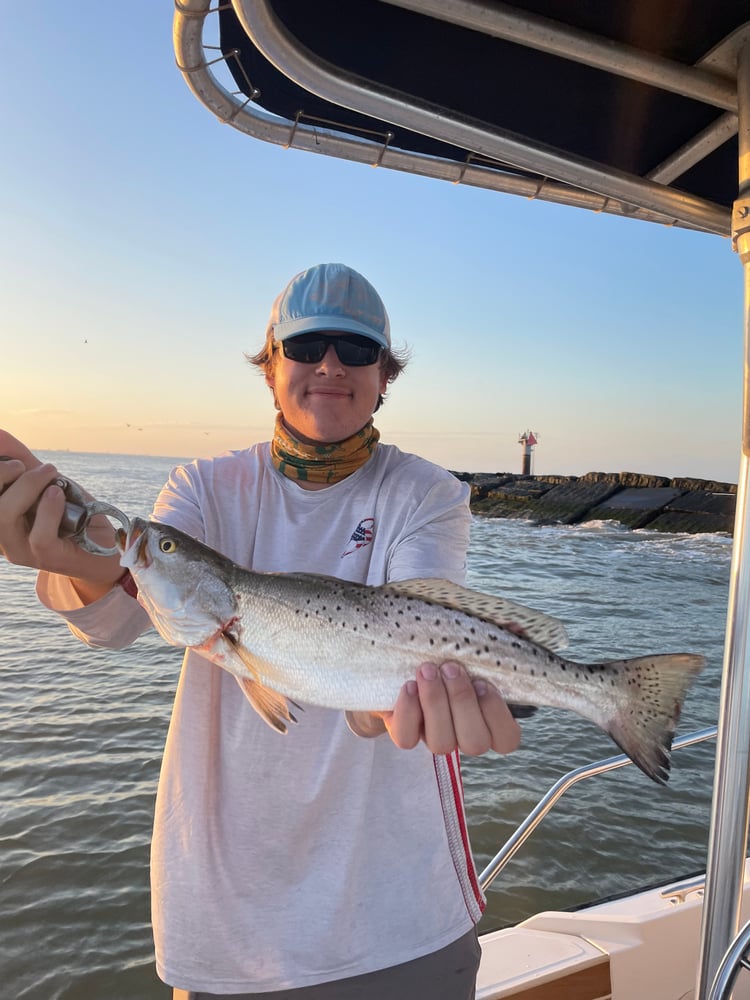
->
xmin=341 ymin=517 xmax=375 ymax=558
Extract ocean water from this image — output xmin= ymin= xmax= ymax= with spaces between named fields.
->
xmin=0 ymin=452 xmax=731 ymax=999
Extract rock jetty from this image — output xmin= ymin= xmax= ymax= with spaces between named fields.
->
xmin=451 ymin=471 xmax=737 ymax=535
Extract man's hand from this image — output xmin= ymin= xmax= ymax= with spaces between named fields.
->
xmin=353 ymin=661 xmax=521 ymax=756
xmin=0 ymin=429 xmax=124 ymax=600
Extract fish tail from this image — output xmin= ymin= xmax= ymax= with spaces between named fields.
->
xmin=603 ymin=652 xmax=705 ymax=784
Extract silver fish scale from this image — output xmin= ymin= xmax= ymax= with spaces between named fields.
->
xmin=232 ymin=572 xmax=609 ymax=715
xmin=123 ymin=518 xmax=707 ymax=781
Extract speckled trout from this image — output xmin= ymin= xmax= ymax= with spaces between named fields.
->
xmin=118 ymin=517 xmax=705 ymax=784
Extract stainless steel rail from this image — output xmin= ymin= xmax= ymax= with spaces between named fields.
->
xmin=382 ymin=0 xmax=738 ymax=111
xmin=172 ymin=0 xmax=734 ymax=232
xmin=174 ymin=0 xmax=681 ymax=222
xmin=235 ymin=0 xmax=731 ymax=235
xmin=697 ymin=38 xmax=750 ymax=998
xmin=708 ymin=918 xmax=750 ymax=1000
xmin=478 ymin=726 xmax=717 ymax=892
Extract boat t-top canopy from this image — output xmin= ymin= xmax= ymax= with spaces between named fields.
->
xmin=173 ymin=3 xmax=750 ymax=997
xmin=174 ymin=0 xmax=748 ymax=236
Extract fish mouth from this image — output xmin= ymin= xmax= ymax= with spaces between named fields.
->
xmin=118 ymin=518 xmax=152 ymax=568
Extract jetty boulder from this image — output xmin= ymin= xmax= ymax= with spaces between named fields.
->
xmin=454 ymin=471 xmax=737 ymax=535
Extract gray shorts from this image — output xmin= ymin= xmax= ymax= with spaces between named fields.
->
xmin=176 ymin=927 xmax=480 ymax=999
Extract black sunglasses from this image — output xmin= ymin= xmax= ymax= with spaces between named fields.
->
xmin=280 ymin=332 xmax=382 ymax=367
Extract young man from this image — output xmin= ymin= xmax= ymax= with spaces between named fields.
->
xmin=0 ymin=263 xmax=520 ymax=998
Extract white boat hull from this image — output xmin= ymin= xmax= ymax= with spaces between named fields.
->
xmin=478 ymin=862 xmax=750 ymax=999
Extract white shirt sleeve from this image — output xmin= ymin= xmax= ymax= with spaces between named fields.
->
xmin=386 ymin=474 xmax=471 ymax=585
xmin=36 ymin=568 xmax=152 ymax=650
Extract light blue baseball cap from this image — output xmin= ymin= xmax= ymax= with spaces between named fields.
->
xmin=268 ymin=263 xmax=391 ymax=349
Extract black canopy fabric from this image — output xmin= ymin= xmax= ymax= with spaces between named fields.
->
xmin=218 ymin=0 xmax=746 ymax=223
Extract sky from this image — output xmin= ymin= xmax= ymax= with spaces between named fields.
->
xmin=1 ymin=4 xmax=744 ymax=483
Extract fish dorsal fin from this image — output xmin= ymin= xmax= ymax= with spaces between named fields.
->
xmin=385 ymin=578 xmax=569 ymax=652
xmin=219 ymin=632 xmax=298 ymax=734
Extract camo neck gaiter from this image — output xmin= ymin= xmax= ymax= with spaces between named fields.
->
xmin=270 ymin=414 xmax=380 ymax=484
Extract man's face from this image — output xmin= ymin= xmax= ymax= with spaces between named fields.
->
xmin=266 ymin=337 xmax=387 ymax=444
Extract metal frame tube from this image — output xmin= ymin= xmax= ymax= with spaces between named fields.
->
xmin=381 ymin=0 xmax=738 ymax=111
xmin=707 ymin=919 xmax=750 ymax=1000
xmin=233 ymin=0 xmax=730 ymax=235
xmin=696 ymin=39 xmax=750 ymax=1000
xmin=173 ymin=0 xmax=730 ymax=231
xmin=479 ymin=728 xmax=717 ymax=892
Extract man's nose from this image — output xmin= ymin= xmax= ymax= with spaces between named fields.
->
xmin=315 ymin=344 xmax=345 ymax=372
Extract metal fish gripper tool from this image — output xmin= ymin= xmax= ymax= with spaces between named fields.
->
xmin=53 ymin=476 xmax=130 ymax=556
xmin=0 ymin=458 xmax=130 ymax=556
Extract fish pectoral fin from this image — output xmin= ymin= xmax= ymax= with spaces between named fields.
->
xmin=386 ymin=578 xmax=569 ymax=652
xmin=220 ymin=630 xmax=299 ymax=734
xmin=236 ymin=677 xmax=298 ymax=734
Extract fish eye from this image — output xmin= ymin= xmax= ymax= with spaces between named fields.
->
xmin=159 ymin=538 xmax=177 ymax=554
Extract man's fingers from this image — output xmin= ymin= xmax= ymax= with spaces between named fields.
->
xmin=473 ymin=681 xmax=522 ymax=754
xmin=27 ymin=483 xmax=66 ymax=549
xmin=416 ymin=663 xmax=460 ymax=755
xmin=0 ymin=457 xmax=26 ymax=489
xmin=418 ymin=662 xmax=522 ymax=756
xmin=381 ymin=681 xmax=423 ymax=749
xmin=382 ymin=662 xmax=524 ymax=758
xmin=0 ymin=430 xmax=42 ymax=469
xmin=437 ymin=662 xmax=493 ymax=755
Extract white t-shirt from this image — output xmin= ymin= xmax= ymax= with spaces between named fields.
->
xmin=38 ymin=443 xmax=483 ymax=993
